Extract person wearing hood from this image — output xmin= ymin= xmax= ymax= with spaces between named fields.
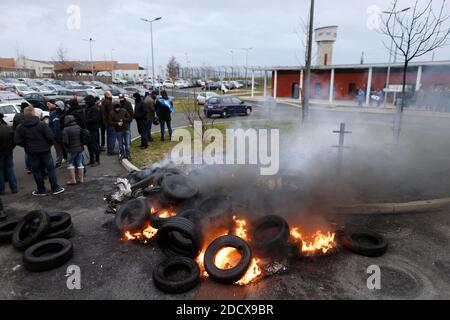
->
xmin=108 ymin=102 xmax=131 ymax=160
xmin=63 ymin=115 xmax=85 ymax=185
xmin=0 ymin=113 xmax=17 ymax=195
xmin=14 ymin=106 xmax=65 ymax=197
xmin=102 ymin=91 xmax=117 ymax=155
xmin=119 ymin=94 xmax=134 ymax=145
xmin=62 ymin=99 xmax=86 ymax=130
xmin=13 ymin=102 xmax=33 ymax=174
xmin=85 ymin=95 xmax=102 ymax=166
xmin=48 ymin=100 xmax=67 ymax=168
xmin=133 ymin=92 xmax=149 ymax=149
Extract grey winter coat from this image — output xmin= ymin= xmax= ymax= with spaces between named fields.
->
xmin=62 ymin=115 xmax=84 ymax=153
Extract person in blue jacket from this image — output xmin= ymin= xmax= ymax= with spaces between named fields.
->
xmin=155 ymin=90 xmax=174 ymax=141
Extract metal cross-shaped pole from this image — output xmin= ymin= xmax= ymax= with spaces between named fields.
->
xmin=333 ymin=123 xmax=352 ymax=172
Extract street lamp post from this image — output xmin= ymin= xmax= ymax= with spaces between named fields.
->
xmin=382 ymin=7 xmax=411 ymax=107
xmin=241 ymin=47 xmax=253 ymax=88
xmin=141 ymin=17 xmax=162 ymax=88
xmin=83 ymin=38 xmax=95 ymax=81
xmin=110 ymin=48 xmax=115 ymax=84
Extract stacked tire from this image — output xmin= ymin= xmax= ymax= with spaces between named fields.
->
xmin=0 ymin=210 xmax=74 ymax=272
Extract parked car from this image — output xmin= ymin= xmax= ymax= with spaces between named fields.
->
xmin=162 ymin=80 xmax=175 ymax=88
xmin=204 ymin=96 xmax=252 ymax=118
xmin=23 ymin=93 xmax=52 ymax=110
xmin=112 ymin=77 xmax=127 ymax=85
xmin=0 ymin=103 xmax=21 ymax=126
xmin=204 ymin=81 xmax=222 ymax=91
xmin=196 ymin=91 xmax=219 ymax=105
xmin=124 ymin=87 xmax=147 ymax=97
xmin=5 ymin=84 xmax=36 ymax=96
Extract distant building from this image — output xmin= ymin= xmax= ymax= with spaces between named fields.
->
xmin=254 ymin=60 xmax=450 ymax=105
xmin=16 ymin=57 xmax=54 ymax=77
xmin=0 ymin=57 xmax=34 ymax=78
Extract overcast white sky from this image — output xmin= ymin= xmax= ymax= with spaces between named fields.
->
xmin=1 ymin=0 xmax=449 ymax=70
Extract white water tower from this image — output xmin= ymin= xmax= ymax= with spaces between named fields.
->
xmin=314 ymin=26 xmax=338 ymax=66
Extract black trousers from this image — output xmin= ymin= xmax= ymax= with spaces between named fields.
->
xmin=137 ymin=119 xmax=149 ymax=147
xmin=88 ymin=128 xmax=101 ymax=163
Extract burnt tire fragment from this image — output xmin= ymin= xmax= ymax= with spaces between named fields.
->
xmin=156 ymin=217 xmax=202 ymax=258
xmin=0 ymin=218 xmax=21 ymax=243
xmin=149 ymin=211 xmax=171 ymax=229
xmin=204 ymin=235 xmax=252 ymax=284
xmin=23 ymin=238 xmax=74 ymax=272
xmin=47 ymin=212 xmax=72 ymax=233
xmin=338 ymin=228 xmax=388 ymax=257
xmin=251 ymin=215 xmax=290 ymax=257
xmin=12 ymin=211 xmax=50 ymax=251
xmin=153 ymin=256 xmax=200 ymax=294
xmin=115 ymin=197 xmax=149 ymax=233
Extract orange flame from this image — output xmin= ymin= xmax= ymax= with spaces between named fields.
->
xmin=233 ymin=216 xmax=248 ymax=240
xmin=158 ymin=210 xmax=176 ymax=219
xmin=290 ymin=227 xmax=336 ymax=255
xmin=123 ymin=224 xmax=158 ymax=243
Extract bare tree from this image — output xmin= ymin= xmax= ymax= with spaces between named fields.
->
xmin=53 ymin=44 xmax=70 ymax=76
xmin=166 ymin=56 xmax=180 ymax=80
xmin=380 ymin=0 xmax=450 ymax=112
xmin=180 ymin=90 xmax=211 ymax=138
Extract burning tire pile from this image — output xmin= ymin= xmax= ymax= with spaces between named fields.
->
xmin=109 ymin=165 xmax=389 ymax=294
xmin=0 ymin=211 xmax=74 ymax=272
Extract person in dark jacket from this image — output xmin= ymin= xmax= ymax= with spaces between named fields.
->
xmin=85 ymin=95 xmax=102 ymax=166
xmin=14 ymin=106 xmax=64 ymax=197
xmin=155 ymin=90 xmax=173 ymax=141
xmin=96 ymin=97 xmax=106 ymax=151
xmin=108 ymin=103 xmax=131 ymax=160
xmin=119 ymin=94 xmax=133 ymax=146
xmin=63 ymin=115 xmax=85 ymax=185
xmin=13 ymin=102 xmax=32 ymax=173
xmin=133 ymin=92 xmax=149 ymax=149
xmin=102 ymin=91 xmax=116 ymax=155
xmin=0 ymin=114 xmax=17 ymax=195
xmin=144 ymin=91 xmax=157 ymax=142
xmin=62 ymin=99 xmax=86 ymax=130
xmin=48 ymin=100 xmax=66 ymax=168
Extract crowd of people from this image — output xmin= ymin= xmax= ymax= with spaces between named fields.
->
xmin=0 ymin=89 xmax=175 ymax=202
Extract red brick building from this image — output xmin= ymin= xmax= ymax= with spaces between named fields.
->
xmin=253 ymin=61 xmax=450 ymax=105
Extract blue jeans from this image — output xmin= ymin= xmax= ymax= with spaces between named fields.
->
xmin=67 ymin=152 xmax=84 ymax=169
xmin=29 ymin=152 xmax=60 ymax=193
xmin=160 ymin=121 xmax=172 ymax=141
xmin=25 ymin=152 xmax=32 ymax=171
xmin=106 ymin=125 xmax=117 ymax=154
xmin=0 ymin=154 xmax=17 ymax=194
xmin=116 ymin=131 xmax=131 ymax=159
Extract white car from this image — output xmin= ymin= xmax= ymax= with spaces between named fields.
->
xmin=162 ymin=80 xmax=174 ymax=88
xmin=5 ymin=83 xmax=36 ymax=96
xmin=0 ymin=103 xmax=20 ymax=126
xmin=174 ymin=80 xmax=189 ymax=88
xmin=196 ymin=92 xmax=219 ymax=105
xmin=112 ymin=77 xmax=127 ymax=85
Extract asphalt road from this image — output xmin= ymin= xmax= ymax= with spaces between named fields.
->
xmin=1 ymin=101 xmax=450 ymax=300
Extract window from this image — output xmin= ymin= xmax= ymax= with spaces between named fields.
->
xmin=223 ymin=97 xmax=233 ymax=104
xmin=0 ymin=105 xmax=16 ymax=114
xmin=208 ymin=97 xmax=220 ymax=104
xmin=231 ymin=97 xmax=242 ymax=104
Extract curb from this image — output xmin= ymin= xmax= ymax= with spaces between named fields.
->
xmin=335 ymin=197 xmax=450 ymax=215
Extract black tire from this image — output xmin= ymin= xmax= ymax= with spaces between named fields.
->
xmin=161 ymin=174 xmax=198 ymax=201
xmin=251 ymin=215 xmax=290 ymax=256
xmin=149 ymin=211 xmax=171 ymax=229
xmin=12 ymin=211 xmax=50 ymax=251
xmin=156 ymin=217 xmax=202 ymax=258
xmin=45 ymin=224 xmax=74 ymax=239
xmin=0 ymin=218 xmax=21 ymax=243
xmin=115 ymin=198 xmax=149 ymax=233
xmin=204 ymin=235 xmax=252 ymax=284
xmin=245 ymin=107 xmax=252 ymax=116
xmin=221 ymin=111 xmax=227 ymax=118
xmin=47 ymin=212 xmax=72 ymax=233
xmin=153 ymin=256 xmax=200 ymax=294
xmin=178 ymin=209 xmax=202 ymax=223
xmin=339 ymin=228 xmax=388 ymax=257
xmin=23 ymin=238 xmax=74 ymax=272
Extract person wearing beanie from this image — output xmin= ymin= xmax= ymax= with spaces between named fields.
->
xmin=48 ymin=100 xmax=67 ymax=168
xmin=133 ymin=92 xmax=149 ymax=149
xmin=62 ymin=115 xmax=85 ymax=185
xmin=0 ymin=113 xmax=18 ymax=196
xmin=85 ymin=95 xmax=102 ymax=166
